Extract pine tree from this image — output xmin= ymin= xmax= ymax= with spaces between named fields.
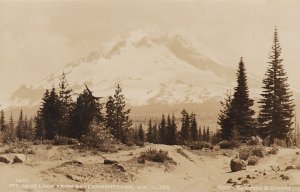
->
xmin=58 ymin=72 xmax=73 ymax=136
xmin=206 ymin=127 xmax=210 ymax=142
xmin=35 ymin=112 xmax=46 ymax=140
xmin=153 ymin=123 xmax=158 ymax=144
xmin=69 ymin=85 xmax=104 ymax=139
xmin=168 ymin=114 xmax=177 ymax=145
xmin=218 ymin=92 xmax=234 ymax=140
xmin=202 ymin=126 xmax=207 ymax=142
xmin=138 ymin=124 xmax=145 ymax=142
xmin=105 ymin=96 xmax=116 ymax=136
xmin=198 ymin=126 xmax=202 ymax=141
xmin=258 ymin=28 xmax=295 ymax=145
xmin=190 ymin=113 xmax=198 ymax=141
xmin=230 ymin=57 xmax=256 ymax=141
xmin=180 ymin=109 xmax=190 ymax=142
xmin=146 ymin=119 xmax=155 ymax=143
xmin=41 ymin=87 xmax=63 ymax=139
xmin=6 ymin=114 xmax=16 ymax=143
xmin=16 ymin=109 xmax=24 ymax=140
xmin=107 ymin=84 xmax=132 ymax=142
xmin=0 ymin=110 xmax=6 ymax=132
xmin=159 ymin=114 xmax=166 ymax=144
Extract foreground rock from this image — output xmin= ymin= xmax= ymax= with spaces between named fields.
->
xmin=13 ymin=154 xmax=26 ymax=163
xmin=230 ymin=158 xmax=247 ymax=172
xmin=0 ymin=155 xmax=10 ymax=164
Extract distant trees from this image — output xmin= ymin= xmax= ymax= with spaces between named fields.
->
xmin=258 ymin=28 xmax=295 ymax=145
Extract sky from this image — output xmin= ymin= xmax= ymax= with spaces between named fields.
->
xmin=1 ymin=0 xmax=300 ymax=94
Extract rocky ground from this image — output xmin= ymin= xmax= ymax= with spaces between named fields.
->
xmin=0 ymin=143 xmax=299 ymax=192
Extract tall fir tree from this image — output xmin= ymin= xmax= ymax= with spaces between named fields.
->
xmin=168 ymin=114 xmax=177 ymax=145
xmin=146 ymin=119 xmax=155 ymax=143
xmin=159 ymin=114 xmax=166 ymax=144
xmin=16 ymin=109 xmax=24 ymax=140
xmin=180 ymin=109 xmax=190 ymax=142
xmin=138 ymin=123 xmax=145 ymax=142
xmin=258 ymin=28 xmax=295 ymax=145
xmin=218 ymin=92 xmax=234 ymax=140
xmin=198 ymin=126 xmax=202 ymax=141
xmin=190 ymin=113 xmax=198 ymax=141
xmin=0 ymin=110 xmax=5 ymax=132
xmin=106 ymin=84 xmax=132 ymax=142
xmin=69 ymin=85 xmax=104 ymax=139
xmin=230 ymin=57 xmax=256 ymax=141
xmin=105 ymin=96 xmax=116 ymax=136
xmin=206 ymin=127 xmax=210 ymax=142
xmin=58 ymin=72 xmax=73 ymax=136
xmin=153 ymin=123 xmax=158 ymax=144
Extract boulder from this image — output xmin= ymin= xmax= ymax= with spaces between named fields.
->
xmin=114 ymin=163 xmax=126 ymax=172
xmin=285 ymin=165 xmax=295 ymax=171
xmin=104 ymin=159 xmax=118 ymax=165
xmin=230 ymin=158 xmax=247 ymax=172
xmin=0 ymin=155 xmax=10 ymax=164
xmin=227 ymin=178 xmax=234 ymax=184
xmin=13 ymin=154 xmax=26 ymax=163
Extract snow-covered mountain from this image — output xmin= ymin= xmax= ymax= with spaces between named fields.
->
xmin=8 ymin=29 xmax=262 ymax=107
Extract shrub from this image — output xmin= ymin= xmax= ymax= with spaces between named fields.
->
xmin=189 ymin=141 xmax=213 ymax=150
xmin=251 ymin=145 xmax=266 ymax=157
xmin=54 ymin=136 xmax=79 ymax=145
xmin=219 ymin=140 xmax=240 ymax=149
xmin=134 ymin=140 xmax=144 ymax=147
xmin=274 ymin=139 xmax=286 ymax=147
xmin=247 ymin=136 xmax=262 ymax=146
xmin=81 ymin=122 xmax=114 ymax=151
xmin=268 ymin=145 xmax=279 ymax=155
xmin=238 ymin=146 xmax=251 ymax=161
xmin=247 ymin=155 xmax=259 ymax=165
xmin=138 ymin=148 xmax=174 ymax=163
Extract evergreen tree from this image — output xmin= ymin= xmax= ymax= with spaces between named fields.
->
xmin=202 ymin=126 xmax=207 ymax=142
xmin=198 ymin=126 xmax=202 ymax=141
xmin=0 ymin=110 xmax=6 ymax=132
xmin=168 ymin=114 xmax=177 ymax=145
xmin=206 ymin=127 xmax=210 ymax=142
xmin=35 ymin=112 xmax=46 ymax=140
xmin=6 ymin=114 xmax=16 ymax=142
xmin=106 ymin=84 xmax=132 ymax=142
xmin=69 ymin=85 xmax=104 ymax=139
xmin=258 ymin=28 xmax=295 ymax=145
xmin=138 ymin=123 xmax=145 ymax=142
xmin=218 ymin=93 xmax=234 ymax=140
xmin=180 ymin=109 xmax=190 ymax=142
xmin=16 ymin=109 xmax=24 ymax=140
xmin=190 ymin=113 xmax=198 ymax=141
xmin=105 ymin=96 xmax=116 ymax=136
xmin=153 ymin=123 xmax=158 ymax=144
xmin=41 ymin=87 xmax=63 ymax=139
xmin=230 ymin=57 xmax=256 ymax=141
xmin=58 ymin=72 xmax=73 ymax=136
xmin=146 ymin=119 xmax=155 ymax=143
xmin=159 ymin=114 xmax=166 ymax=144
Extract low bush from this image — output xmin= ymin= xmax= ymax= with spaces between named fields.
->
xmin=134 ymin=140 xmax=144 ymax=147
xmin=54 ymin=136 xmax=79 ymax=145
xmin=138 ymin=148 xmax=174 ymax=163
xmin=81 ymin=122 xmax=114 ymax=152
xmin=251 ymin=145 xmax=266 ymax=157
xmin=247 ymin=136 xmax=262 ymax=146
xmin=268 ymin=145 xmax=279 ymax=155
xmin=247 ymin=155 xmax=259 ymax=165
xmin=219 ymin=140 xmax=240 ymax=149
xmin=189 ymin=141 xmax=213 ymax=150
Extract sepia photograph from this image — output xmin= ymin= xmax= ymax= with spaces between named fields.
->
xmin=0 ymin=0 xmax=300 ymax=191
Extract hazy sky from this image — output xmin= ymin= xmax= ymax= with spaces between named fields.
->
xmin=1 ymin=0 xmax=300 ymax=93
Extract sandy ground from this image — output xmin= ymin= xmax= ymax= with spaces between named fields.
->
xmin=0 ymin=143 xmax=299 ymax=192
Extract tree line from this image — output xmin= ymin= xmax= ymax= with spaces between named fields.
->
xmin=218 ymin=28 xmax=295 ymax=146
